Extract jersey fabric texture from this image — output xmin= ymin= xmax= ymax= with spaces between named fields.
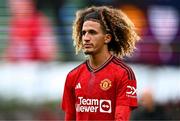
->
xmin=62 ymin=55 xmax=137 ymax=120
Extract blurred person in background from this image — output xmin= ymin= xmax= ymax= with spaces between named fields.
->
xmin=5 ymin=0 xmax=57 ymax=62
xmin=62 ymin=6 xmax=140 ymax=120
xmin=131 ymin=88 xmax=169 ymax=120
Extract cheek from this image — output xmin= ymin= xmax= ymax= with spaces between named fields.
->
xmin=94 ymin=37 xmax=105 ymax=46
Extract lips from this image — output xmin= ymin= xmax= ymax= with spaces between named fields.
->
xmin=83 ymin=44 xmax=93 ymax=48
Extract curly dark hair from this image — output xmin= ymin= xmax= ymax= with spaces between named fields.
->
xmin=72 ymin=6 xmax=140 ymax=58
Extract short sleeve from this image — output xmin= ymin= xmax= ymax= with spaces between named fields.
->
xmin=61 ymin=73 xmax=76 ymax=113
xmin=116 ymin=69 xmax=138 ymax=109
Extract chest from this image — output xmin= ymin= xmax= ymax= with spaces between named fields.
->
xmin=74 ymin=71 xmax=117 ymax=99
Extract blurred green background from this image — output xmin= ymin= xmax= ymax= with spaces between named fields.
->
xmin=0 ymin=0 xmax=180 ymax=120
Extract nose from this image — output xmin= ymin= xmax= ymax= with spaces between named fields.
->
xmin=83 ymin=33 xmax=90 ymax=42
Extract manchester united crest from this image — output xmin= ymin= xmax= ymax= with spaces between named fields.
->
xmin=100 ymin=79 xmax=112 ymax=91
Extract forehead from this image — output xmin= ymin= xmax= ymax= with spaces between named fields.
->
xmin=82 ymin=20 xmax=102 ymax=31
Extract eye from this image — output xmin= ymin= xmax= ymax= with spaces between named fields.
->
xmin=89 ymin=30 xmax=97 ymax=35
xmin=81 ymin=30 xmax=86 ymax=36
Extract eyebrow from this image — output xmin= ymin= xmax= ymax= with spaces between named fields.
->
xmin=81 ymin=29 xmax=98 ymax=34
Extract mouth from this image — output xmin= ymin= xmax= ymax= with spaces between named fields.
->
xmin=83 ymin=44 xmax=93 ymax=48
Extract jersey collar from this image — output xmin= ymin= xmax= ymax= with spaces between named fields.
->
xmin=86 ymin=55 xmax=113 ymax=73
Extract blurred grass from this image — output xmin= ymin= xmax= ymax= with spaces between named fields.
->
xmin=0 ymin=98 xmax=64 ymax=120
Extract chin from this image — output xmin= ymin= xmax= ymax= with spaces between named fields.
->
xmin=83 ymin=50 xmax=93 ymax=55
xmin=84 ymin=51 xmax=92 ymax=55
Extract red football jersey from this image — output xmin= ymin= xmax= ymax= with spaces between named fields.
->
xmin=62 ymin=55 xmax=137 ymax=120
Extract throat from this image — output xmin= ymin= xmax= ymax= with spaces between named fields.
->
xmin=88 ymin=53 xmax=112 ymax=71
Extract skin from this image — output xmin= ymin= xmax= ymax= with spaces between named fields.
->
xmin=65 ymin=20 xmax=132 ymax=120
xmin=141 ymin=90 xmax=155 ymax=112
xmin=81 ymin=20 xmax=112 ymax=69
xmin=8 ymin=0 xmax=35 ymax=18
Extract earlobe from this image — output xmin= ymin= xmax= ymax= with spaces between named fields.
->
xmin=105 ymin=39 xmax=110 ymax=44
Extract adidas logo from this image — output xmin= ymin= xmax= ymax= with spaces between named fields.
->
xmin=75 ymin=82 xmax=81 ymax=89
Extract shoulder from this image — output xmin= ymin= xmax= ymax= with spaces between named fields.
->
xmin=33 ymin=12 xmax=52 ymax=27
xmin=67 ymin=61 xmax=86 ymax=78
xmin=65 ymin=62 xmax=86 ymax=86
xmin=112 ymin=56 xmax=136 ymax=80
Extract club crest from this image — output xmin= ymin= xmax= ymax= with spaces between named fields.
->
xmin=100 ymin=79 xmax=112 ymax=91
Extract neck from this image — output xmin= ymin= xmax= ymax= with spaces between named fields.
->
xmin=88 ymin=51 xmax=111 ymax=69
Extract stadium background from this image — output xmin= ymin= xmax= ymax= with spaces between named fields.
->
xmin=0 ymin=0 xmax=180 ymax=120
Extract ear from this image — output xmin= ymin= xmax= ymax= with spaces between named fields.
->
xmin=104 ymin=34 xmax=112 ymax=44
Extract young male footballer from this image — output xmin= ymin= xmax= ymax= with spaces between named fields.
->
xmin=62 ymin=6 xmax=140 ymax=121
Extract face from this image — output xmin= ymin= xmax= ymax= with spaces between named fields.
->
xmin=81 ymin=20 xmax=110 ymax=55
xmin=9 ymin=0 xmax=34 ymax=17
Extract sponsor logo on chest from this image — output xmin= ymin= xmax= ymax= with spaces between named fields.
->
xmin=76 ymin=97 xmax=112 ymax=113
